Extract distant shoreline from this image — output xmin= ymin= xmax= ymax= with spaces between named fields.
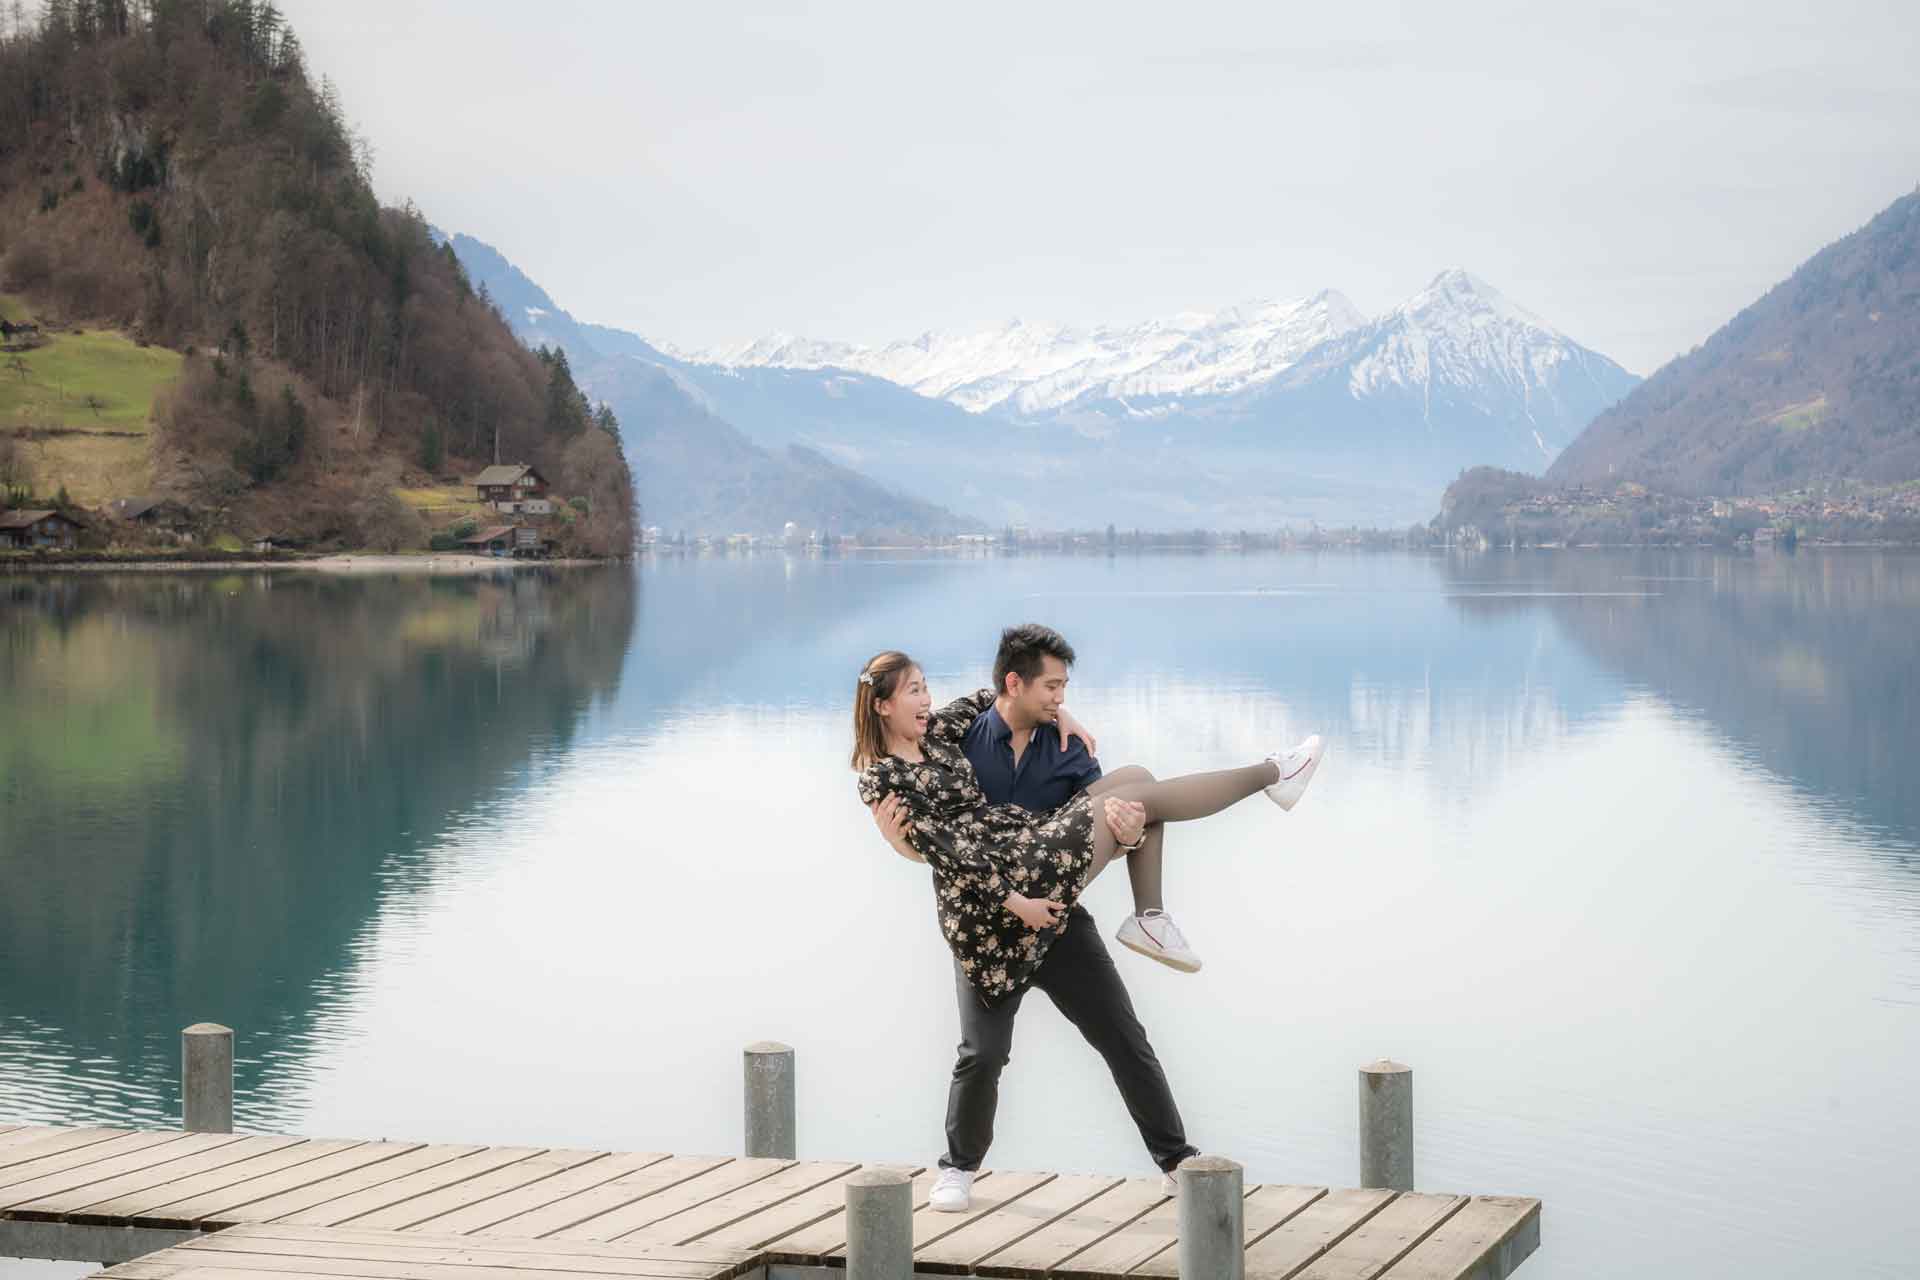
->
xmin=1 ymin=553 xmax=612 ymax=575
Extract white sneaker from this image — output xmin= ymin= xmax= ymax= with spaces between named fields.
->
xmin=929 ymin=1165 xmax=973 ymax=1213
xmin=1265 ymin=734 xmax=1324 ymax=811
xmin=1116 ymin=910 xmax=1202 ymax=973
xmin=1161 ymin=1170 xmax=1179 ymax=1196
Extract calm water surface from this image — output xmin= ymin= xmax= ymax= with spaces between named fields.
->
xmin=2 ymin=551 xmax=1917 ymax=1279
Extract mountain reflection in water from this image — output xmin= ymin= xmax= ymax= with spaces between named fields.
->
xmin=0 ymin=567 xmax=635 ymax=1131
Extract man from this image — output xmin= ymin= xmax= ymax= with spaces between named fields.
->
xmin=871 ymin=623 xmax=1200 ymax=1211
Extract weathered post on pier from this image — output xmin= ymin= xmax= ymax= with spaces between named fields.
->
xmin=1176 ymin=1155 xmax=1244 ymax=1280
xmin=743 ymin=1041 xmax=796 ymax=1159
xmin=845 ymin=1168 xmax=912 ymax=1280
xmin=182 ymin=1023 xmax=234 ymax=1134
xmin=1358 ymin=1058 xmax=1413 ymax=1191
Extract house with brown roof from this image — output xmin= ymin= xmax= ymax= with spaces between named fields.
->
xmin=459 ymin=524 xmax=518 ymax=556
xmin=0 ymin=509 xmax=84 ymax=550
xmin=472 ymin=464 xmax=553 ymax=516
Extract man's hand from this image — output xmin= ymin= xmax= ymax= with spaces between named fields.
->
xmin=870 ymin=794 xmax=924 ymax=864
xmin=1005 ymin=892 xmax=1066 ymax=931
xmin=1103 ymin=796 xmax=1146 ymax=849
xmin=1056 ymin=705 xmax=1098 ymax=756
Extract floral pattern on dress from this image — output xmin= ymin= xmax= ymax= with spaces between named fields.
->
xmin=857 ymin=689 xmax=1098 ymax=1001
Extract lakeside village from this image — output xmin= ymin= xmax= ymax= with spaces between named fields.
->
xmin=0 ymin=464 xmax=567 ymax=557
xmin=9 ymin=471 xmax=1920 ymax=559
xmin=641 ymin=477 xmax=1920 ymax=555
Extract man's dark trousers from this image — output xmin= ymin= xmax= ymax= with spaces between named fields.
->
xmin=941 ymin=904 xmax=1198 ymax=1173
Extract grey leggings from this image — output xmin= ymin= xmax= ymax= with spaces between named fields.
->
xmin=1082 ymin=761 xmax=1279 ymax=909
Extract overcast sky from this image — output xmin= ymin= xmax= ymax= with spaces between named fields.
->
xmin=282 ymin=0 xmax=1920 ymax=374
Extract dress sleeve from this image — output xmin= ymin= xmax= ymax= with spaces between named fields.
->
xmin=855 ymin=762 xmax=890 ymax=807
xmin=927 ymin=688 xmax=994 ymax=746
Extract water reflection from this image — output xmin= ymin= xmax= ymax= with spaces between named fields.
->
xmin=1441 ymin=550 xmax=1920 ymax=855
xmin=2 ymin=552 xmax=1917 ymax=1280
xmin=0 ymin=568 xmax=635 ymax=1130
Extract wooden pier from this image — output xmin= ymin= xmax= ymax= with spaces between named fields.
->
xmin=0 ymin=1122 xmax=1537 ymax=1280
xmin=0 ymin=1035 xmax=1538 ymax=1280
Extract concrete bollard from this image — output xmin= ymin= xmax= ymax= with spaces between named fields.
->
xmin=182 ymin=1023 xmax=234 ymax=1134
xmin=1176 ymin=1155 xmax=1244 ymax=1280
xmin=743 ymin=1041 xmax=796 ymax=1159
xmin=845 ymin=1168 xmax=912 ymax=1280
xmin=1359 ymin=1059 xmax=1413 ymax=1191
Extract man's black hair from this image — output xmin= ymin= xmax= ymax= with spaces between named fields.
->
xmin=993 ymin=623 xmax=1076 ymax=695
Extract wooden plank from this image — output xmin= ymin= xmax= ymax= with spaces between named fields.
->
xmin=473 ymin=1156 xmax=732 ymax=1241
xmin=0 ymin=1128 xmax=139 ymax=1175
xmin=169 ymin=1236 xmax=734 ymax=1279
xmin=976 ymin=1177 xmax=1167 ymax=1276
xmin=273 ymin=1149 xmax=551 ymax=1228
xmin=78 ymin=1141 xmax=388 ymax=1227
xmin=610 ymin=1161 xmax=857 ymax=1246
xmin=1096 ymin=1185 xmax=1325 ymax=1280
xmin=1049 ymin=1189 xmax=1183 ymax=1279
xmin=126 ymin=1143 xmax=418 ymax=1228
xmin=178 ymin=1228 xmax=733 ymax=1274
xmin=0 ymin=1132 xmax=213 ymax=1200
xmin=7 ymin=1136 xmax=308 ymax=1221
xmin=1294 ymin=1195 xmax=1468 ymax=1280
xmin=189 ymin=1222 xmax=752 ymax=1269
xmin=0 ymin=1127 xmax=103 ymax=1159
xmin=98 ymin=1255 xmax=733 ymax=1280
xmin=343 ymin=1150 xmax=609 ymax=1232
xmin=204 ymin=1147 xmax=484 ymax=1228
xmin=913 ymin=1173 xmax=1120 ymax=1273
xmin=762 ymin=1167 xmax=953 ymax=1262
xmin=546 ymin=1160 xmax=791 ymax=1243
xmin=0 ymin=1124 xmax=29 ymax=1139
xmin=1375 ymin=1197 xmax=1539 ymax=1280
xmin=403 ymin=1153 xmax=671 ymax=1237
xmin=1228 ymin=1188 xmax=1397 ymax=1280
xmin=692 ymin=1165 xmax=918 ymax=1252
xmin=121 ymin=1243 xmax=731 ymax=1280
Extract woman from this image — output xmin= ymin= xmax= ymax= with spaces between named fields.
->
xmin=852 ymin=650 xmax=1322 ymax=1001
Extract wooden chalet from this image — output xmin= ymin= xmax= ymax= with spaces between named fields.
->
xmin=0 ymin=509 xmax=84 ymax=550
xmin=472 ymin=464 xmax=553 ymax=515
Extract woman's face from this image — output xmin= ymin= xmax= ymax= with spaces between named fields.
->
xmin=877 ymin=666 xmax=933 ymax=746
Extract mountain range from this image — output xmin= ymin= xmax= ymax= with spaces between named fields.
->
xmin=451 ymin=235 xmax=1643 ymax=533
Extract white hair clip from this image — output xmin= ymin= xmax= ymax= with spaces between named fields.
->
xmin=858 ymin=671 xmax=874 ymax=686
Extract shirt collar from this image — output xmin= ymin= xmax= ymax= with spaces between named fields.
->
xmin=983 ymin=704 xmax=1015 ymax=745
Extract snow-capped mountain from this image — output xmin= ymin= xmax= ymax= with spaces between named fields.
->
xmin=676 ymin=291 xmax=1368 ymax=417
xmin=1261 ymin=269 xmax=1642 ymax=464
xmin=676 ymin=272 xmax=1637 ymax=475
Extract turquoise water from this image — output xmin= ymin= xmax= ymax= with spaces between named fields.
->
xmin=3 ymin=551 xmax=1917 ymax=1278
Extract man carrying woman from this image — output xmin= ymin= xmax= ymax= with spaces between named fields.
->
xmin=857 ymin=624 xmax=1322 ymax=1210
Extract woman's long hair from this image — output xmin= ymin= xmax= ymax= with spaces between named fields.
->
xmin=850 ymin=650 xmax=919 ymax=770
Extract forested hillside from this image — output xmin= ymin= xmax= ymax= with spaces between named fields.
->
xmin=1548 ymin=188 xmax=1920 ymax=496
xmin=0 ymin=0 xmax=633 ymax=553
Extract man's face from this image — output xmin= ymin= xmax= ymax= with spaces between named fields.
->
xmin=1006 ymin=655 xmax=1070 ymax=725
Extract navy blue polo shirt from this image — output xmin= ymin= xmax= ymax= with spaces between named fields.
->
xmin=961 ymin=703 xmax=1102 ymax=814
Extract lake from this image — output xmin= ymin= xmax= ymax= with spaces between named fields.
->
xmin=2 ymin=550 xmax=1916 ymax=1279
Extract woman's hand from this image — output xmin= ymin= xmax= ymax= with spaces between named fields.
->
xmin=1056 ymin=706 xmax=1098 ymax=756
xmin=1104 ymin=796 xmax=1147 ymax=849
xmin=1005 ymin=892 xmax=1066 ymax=931
xmin=870 ymin=795 xmax=924 ymax=864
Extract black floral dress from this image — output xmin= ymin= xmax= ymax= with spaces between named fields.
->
xmin=857 ymin=689 xmax=1099 ymax=1001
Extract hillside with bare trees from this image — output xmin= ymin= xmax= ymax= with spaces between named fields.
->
xmin=0 ymin=1 xmax=633 ymax=554
xmin=1548 ymin=188 xmax=1920 ymax=497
